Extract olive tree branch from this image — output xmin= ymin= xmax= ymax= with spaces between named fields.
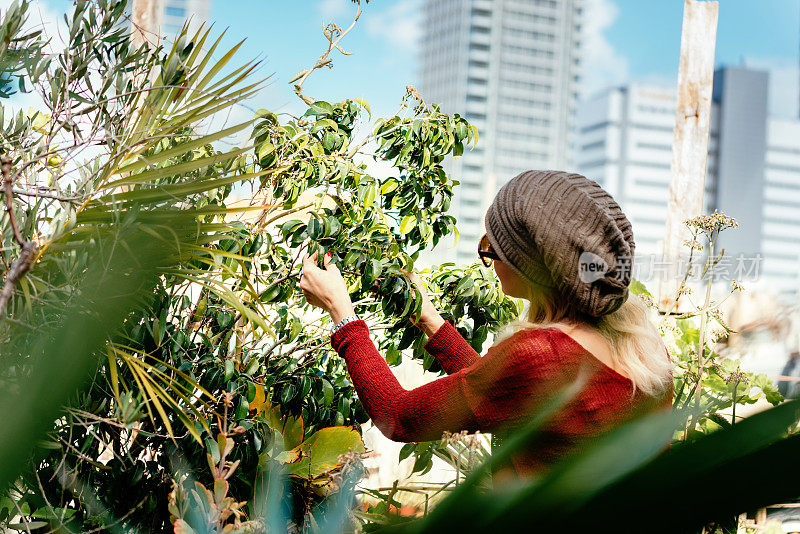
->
xmin=0 ymin=156 xmax=39 ymax=320
xmin=0 ymin=186 xmax=84 ymax=203
xmin=3 ymin=157 xmax=25 ymax=248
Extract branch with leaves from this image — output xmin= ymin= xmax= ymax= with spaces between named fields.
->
xmin=0 ymin=156 xmax=37 ymax=319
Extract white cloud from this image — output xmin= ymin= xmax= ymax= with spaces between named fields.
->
xmin=580 ymin=0 xmax=630 ymax=98
xmin=742 ymin=57 xmax=799 ymax=120
xmin=318 ymin=0 xmax=351 ymax=20
xmin=365 ymin=0 xmax=421 ymax=52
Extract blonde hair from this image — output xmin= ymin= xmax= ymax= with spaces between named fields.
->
xmin=500 ymin=283 xmax=673 ymax=398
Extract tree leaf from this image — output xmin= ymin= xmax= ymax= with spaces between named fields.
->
xmin=286 ymin=427 xmax=365 ymax=479
xmin=400 ymin=215 xmax=415 ymax=235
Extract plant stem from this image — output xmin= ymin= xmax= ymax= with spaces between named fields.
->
xmin=693 ymin=232 xmax=716 ymax=431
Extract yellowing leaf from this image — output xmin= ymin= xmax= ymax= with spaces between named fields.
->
xmin=249 ymin=384 xmax=267 ymax=413
xmin=363 ymin=184 xmax=376 ymax=209
xmin=471 ymin=124 xmax=480 ymax=146
xmin=399 ymin=215 xmax=415 ymax=236
xmin=275 ymin=448 xmax=304 ymax=464
xmin=265 ymin=404 xmax=304 ymax=450
xmin=286 ymin=426 xmax=365 ymax=479
xmin=257 ymin=142 xmax=275 ymax=162
xmin=353 ymin=97 xmax=371 ymax=118
xmin=380 ymin=179 xmax=399 ymax=195
xmin=28 ymin=107 xmax=52 ymax=133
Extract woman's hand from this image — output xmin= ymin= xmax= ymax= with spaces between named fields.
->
xmin=299 ymin=252 xmax=355 ymax=323
xmin=401 ymin=269 xmax=445 ymax=338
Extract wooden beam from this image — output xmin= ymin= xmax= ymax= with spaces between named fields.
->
xmin=131 ymin=0 xmax=160 ymax=48
xmin=658 ymin=0 xmax=719 ymax=313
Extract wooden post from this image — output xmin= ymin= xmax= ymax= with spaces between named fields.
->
xmin=657 ymin=0 xmax=719 ymax=314
xmin=755 ymin=508 xmax=767 ymax=527
xmin=131 ymin=0 xmax=160 ymax=48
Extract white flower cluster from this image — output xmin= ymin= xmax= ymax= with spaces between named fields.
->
xmin=705 ymin=325 xmax=728 ymax=345
xmin=657 ymin=317 xmax=683 ymax=356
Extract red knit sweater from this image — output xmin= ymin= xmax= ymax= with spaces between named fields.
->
xmin=331 ymin=319 xmax=673 ymax=475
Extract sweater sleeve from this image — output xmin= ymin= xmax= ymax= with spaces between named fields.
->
xmin=422 ymin=320 xmax=481 ymax=374
xmin=331 ymin=319 xmax=480 ymax=442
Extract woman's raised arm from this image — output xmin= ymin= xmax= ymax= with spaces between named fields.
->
xmin=423 ymin=320 xmax=482 ymax=374
xmin=299 ymin=253 xmax=482 ymax=440
xmin=404 ymin=270 xmax=482 ymax=373
xmin=332 ymin=319 xmax=480 ymax=442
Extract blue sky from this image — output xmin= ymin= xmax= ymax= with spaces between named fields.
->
xmin=29 ymin=0 xmax=800 ymax=120
xmin=202 ymin=0 xmax=800 ymax=120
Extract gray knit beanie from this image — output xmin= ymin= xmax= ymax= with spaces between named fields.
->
xmin=484 ymin=170 xmax=635 ymax=318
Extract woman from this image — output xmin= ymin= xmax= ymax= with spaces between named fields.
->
xmin=299 ymin=170 xmax=673 ymax=477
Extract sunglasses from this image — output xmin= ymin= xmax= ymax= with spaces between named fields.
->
xmin=478 ymin=234 xmax=502 ymax=267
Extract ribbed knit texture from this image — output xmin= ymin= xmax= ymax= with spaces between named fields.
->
xmin=485 ymin=170 xmax=636 ymax=317
xmin=332 ymin=319 xmax=672 ymax=476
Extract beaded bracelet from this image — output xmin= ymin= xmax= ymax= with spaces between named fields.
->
xmin=331 ymin=314 xmax=360 ymax=336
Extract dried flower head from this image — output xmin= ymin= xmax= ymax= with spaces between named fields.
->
xmin=727 ymin=370 xmax=748 ymax=384
xmin=404 ymin=85 xmax=422 ymax=103
xmin=684 ymin=211 xmax=739 ymax=233
xmin=708 ymin=326 xmax=728 ymax=343
xmin=638 ymin=292 xmax=655 ymax=308
xmin=731 ymin=279 xmax=745 ymax=292
xmin=441 ymin=429 xmax=469 ymax=445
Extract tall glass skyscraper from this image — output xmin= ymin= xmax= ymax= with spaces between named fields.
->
xmin=419 ymin=0 xmax=585 ymax=263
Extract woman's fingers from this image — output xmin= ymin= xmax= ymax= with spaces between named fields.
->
xmin=400 ymin=268 xmax=417 ymax=284
xmin=303 ymin=251 xmax=318 ymax=269
xmin=402 ymin=269 xmax=425 ymax=292
xmin=298 ymin=250 xmax=354 ymax=319
xmin=323 ymin=251 xmax=341 ymax=274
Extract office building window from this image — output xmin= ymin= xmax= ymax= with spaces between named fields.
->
xmin=502 ymin=44 xmax=555 ymax=59
xmin=497 ymin=114 xmax=551 ymax=127
xmin=500 ymin=61 xmax=554 ymax=76
xmin=501 ymin=79 xmax=552 ymax=92
xmin=581 ymin=140 xmax=606 ymax=151
xmin=165 ymin=6 xmax=186 ymax=17
xmin=503 ymin=27 xmax=556 ymax=42
xmin=500 ymin=95 xmax=552 ymax=110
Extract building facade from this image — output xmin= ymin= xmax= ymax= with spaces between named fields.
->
xmin=575 ymin=67 xmax=800 ymax=299
xmin=158 ymin=0 xmax=210 ymax=35
xmin=419 ymin=0 xmax=585 ymax=264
